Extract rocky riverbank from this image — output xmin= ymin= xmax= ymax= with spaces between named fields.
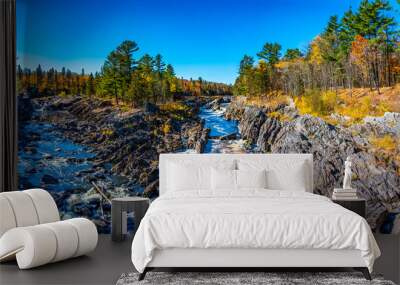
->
xmin=18 ymin=93 xmax=399 ymax=233
xmin=18 ymin=95 xmax=209 ymax=232
xmin=224 ymin=97 xmax=400 ymax=231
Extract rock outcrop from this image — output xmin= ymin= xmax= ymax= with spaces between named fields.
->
xmin=225 ymin=98 xmax=400 ymax=230
xmin=205 ymin=97 xmax=231 ymax=111
xmin=18 ymin=94 xmax=399 ymax=232
xmin=19 ymin=96 xmax=207 ymax=232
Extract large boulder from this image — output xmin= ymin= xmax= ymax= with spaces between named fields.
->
xmin=238 ymin=107 xmax=267 ymax=144
xmin=195 ymin=128 xmax=210 ymax=153
xmin=256 ymin=117 xmax=282 ymax=152
xmin=204 ymin=97 xmax=231 ymax=111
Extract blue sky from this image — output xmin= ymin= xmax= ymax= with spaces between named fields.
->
xmin=17 ymin=0 xmax=399 ymax=84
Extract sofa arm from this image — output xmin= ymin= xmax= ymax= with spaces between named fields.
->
xmin=0 ymin=226 xmax=57 ymax=268
xmin=0 ymin=218 xmax=98 ymax=269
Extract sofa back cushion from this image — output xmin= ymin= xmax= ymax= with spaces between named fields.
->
xmin=0 ymin=189 xmax=60 ymax=238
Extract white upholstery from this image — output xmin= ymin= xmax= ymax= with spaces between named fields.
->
xmin=1 ymin=191 xmax=41 ymax=227
xmin=24 ymin=189 xmax=60 ymax=224
xmin=42 ymin=221 xmax=79 ymax=262
xmin=65 ymin=218 xmax=98 ymax=257
xmin=0 ymin=189 xmax=60 ymax=236
xmin=159 ymin=154 xmax=313 ymax=195
xmin=0 ymin=189 xmax=98 ymax=269
xmin=0 ymin=196 xmax=17 ymax=237
xmin=0 ymin=226 xmax=58 ymax=268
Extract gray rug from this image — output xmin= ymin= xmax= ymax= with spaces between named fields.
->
xmin=116 ymin=272 xmax=395 ymax=285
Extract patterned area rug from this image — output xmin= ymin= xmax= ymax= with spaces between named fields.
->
xmin=116 ymin=272 xmax=395 ymax=285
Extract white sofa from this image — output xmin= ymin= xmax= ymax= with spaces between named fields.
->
xmin=0 ymin=189 xmax=98 ymax=269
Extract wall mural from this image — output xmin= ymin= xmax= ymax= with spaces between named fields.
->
xmin=17 ymin=0 xmax=399 ymax=234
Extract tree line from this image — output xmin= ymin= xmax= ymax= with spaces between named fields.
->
xmin=234 ymin=0 xmax=400 ymax=98
xmin=17 ymin=41 xmax=232 ymax=106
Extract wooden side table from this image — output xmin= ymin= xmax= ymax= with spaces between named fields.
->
xmin=111 ymin=197 xmax=150 ymax=242
xmin=332 ymin=198 xmax=366 ymax=218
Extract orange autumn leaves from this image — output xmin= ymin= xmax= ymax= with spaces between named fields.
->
xmin=350 ymin=35 xmax=370 ymax=66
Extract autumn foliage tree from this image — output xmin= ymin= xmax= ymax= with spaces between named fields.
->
xmin=233 ymin=0 xmax=399 ymax=98
xmin=17 ymin=41 xmax=233 ymax=106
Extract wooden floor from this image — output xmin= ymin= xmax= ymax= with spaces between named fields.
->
xmin=0 ymin=233 xmax=397 ymax=285
xmin=0 ymin=234 xmax=134 ymax=285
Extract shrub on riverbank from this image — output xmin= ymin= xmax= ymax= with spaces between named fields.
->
xmin=369 ymin=134 xmax=400 ymax=165
xmin=159 ymin=101 xmax=193 ymax=121
xmin=295 ymin=85 xmax=399 ymax=124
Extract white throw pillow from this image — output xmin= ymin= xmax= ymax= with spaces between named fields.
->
xmin=211 ymin=168 xmax=236 ymax=191
xmin=167 ymin=162 xmax=209 ymax=191
xmin=238 ymin=159 xmax=307 ymax=191
xmin=267 ymin=161 xmax=307 ymax=191
xmin=167 ymin=159 xmax=236 ymax=192
xmin=236 ymin=169 xmax=267 ymax=189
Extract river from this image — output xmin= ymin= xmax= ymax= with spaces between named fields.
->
xmin=18 ymin=102 xmax=244 ymax=193
xmin=198 ymin=103 xmax=246 ymax=153
xmin=18 ymin=122 xmax=132 ymax=193
xmin=17 ymin=101 xmax=245 ymax=232
xmin=18 ymin=122 xmax=96 ymax=191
